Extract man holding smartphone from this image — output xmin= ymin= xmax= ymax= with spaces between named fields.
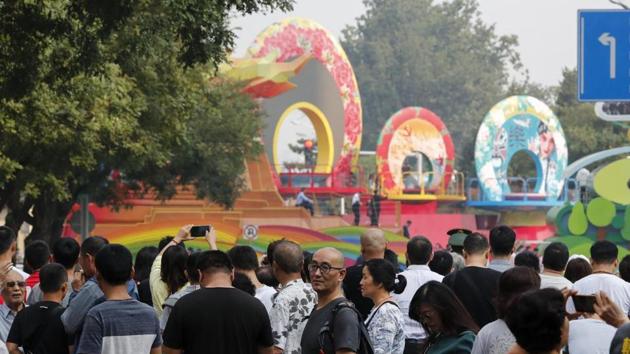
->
xmin=567 ymin=241 xmax=630 ymax=315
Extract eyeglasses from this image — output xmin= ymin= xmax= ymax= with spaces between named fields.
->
xmin=308 ymin=262 xmax=344 ymax=275
xmin=5 ymin=281 xmax=25 ymax=288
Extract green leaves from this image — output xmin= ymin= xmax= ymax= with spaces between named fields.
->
xmin=555 ymin=69 xmax=628 ymax=164
xmin=342 ymin=0 xmax=521 ymax=174
xmin=0 ymin=0 xmax=291 ymax=243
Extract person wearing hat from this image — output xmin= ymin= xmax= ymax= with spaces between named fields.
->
xmin=447 ymin=229 xmax=471 ymax=255
xmin=447 ymin=229 xmax=470 ymax=273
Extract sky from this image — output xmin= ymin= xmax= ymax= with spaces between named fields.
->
xmin=232 ymin=0 xmax=621 ymax=86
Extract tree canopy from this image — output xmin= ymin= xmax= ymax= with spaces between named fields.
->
xmin=342 ymin=0 xmax=522 ymax=174
xmin=554 ymin=68 xmax=628 ymax=163
xmin=0 ymin=0 xmax=293 ymax=243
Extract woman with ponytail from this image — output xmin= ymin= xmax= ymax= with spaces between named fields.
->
xmin=360 ymin=258 xmax=407 ymax=354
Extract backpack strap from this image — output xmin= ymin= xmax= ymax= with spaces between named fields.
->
xmin=318 ymin=300 xmax=374 ymax=354
xmin=163 ymin=295 xmax=178 ymax=309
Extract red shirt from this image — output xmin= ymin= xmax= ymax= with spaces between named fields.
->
xmin=25 ymin=271 xmax=40 ymax=289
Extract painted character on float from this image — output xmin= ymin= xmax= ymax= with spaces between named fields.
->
xmin=492 ymin=128 xmax=508 ymax=182
xmin=537 ymin=122 xmax=556 ymax=195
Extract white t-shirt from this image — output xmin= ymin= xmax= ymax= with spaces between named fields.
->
xmin=352 ymin=193 xmax=361 ymax=205
xmin=255 ymin=285 xmax=276 ymax=313
xmin=567 ymin=273 xmax=630 ymax=314
xmin=471 ymin=319 xmax=515 ymax=354
xmin=392 ymin=265 xmax=443 ymax=340
xmin=568 ymin=318 xmax=616 ymax=354
xmin=539 ymin=273 xmax=573 ymax=290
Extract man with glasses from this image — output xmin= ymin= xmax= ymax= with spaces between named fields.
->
xmin=0 ymin=270 xmax=25 ymax=342
xmin=7 ymin=263 xmax=69 ymax=354
xmin=301 ymin=247 xmax=361 ymax=354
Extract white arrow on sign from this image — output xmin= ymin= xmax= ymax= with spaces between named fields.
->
xmin=598 ymin=32 xmax=617 ymax=79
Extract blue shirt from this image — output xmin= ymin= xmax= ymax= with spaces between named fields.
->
xmin=488 ymin=260 xmax=512 ymax=273
xmin=0 ymin=304 xmax=17 ymax=342
xmin=296 ymin=192 xmax=312 ymax=206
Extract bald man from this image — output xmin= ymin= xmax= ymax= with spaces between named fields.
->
xmin=301 ymin=248 xmax=362 ymax=354
xmin=343 ymin=228 xmax=387 ymax=318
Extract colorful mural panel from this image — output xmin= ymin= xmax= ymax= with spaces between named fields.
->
xmin=475 ymin=96 xmax=568 ymax=201
xmin=376 ymin=107 xmax=455 ymax=197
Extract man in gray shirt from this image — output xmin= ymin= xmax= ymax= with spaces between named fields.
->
xmin=488 ymin=226 xmax=516 ymax=272
xmin=61 ymin=236 xmax=110 ymax=340
xmin=61 ymin=236 xmax=137 ymax=345
xmin=301 ymin=247 xmax=362 ymax=354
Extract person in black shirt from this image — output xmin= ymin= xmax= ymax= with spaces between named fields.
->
xmin=343 ymin=228 xmax=386 ymax=319
xmin=442 ymin=232 xmax=501 ymax=328
xmin=162 ymin=250 xmax=273 ymax=354
xmin=301 ymin=247 xmax=361 ymax=354
xmin=7 ymin=263 xmax=69 ymax=354
xmin=134 ymin=246 xmax=159 ymax=307
xmin=369 ymin=192 xmax=381 ymax=226
xmin=428 ymin=250 xmax=454 ymax=276
xmin=402 ymin=220 xmax=412 ymax=239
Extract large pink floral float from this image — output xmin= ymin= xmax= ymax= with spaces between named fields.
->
xmin=244 ymin=17 xmax=362 ymax=176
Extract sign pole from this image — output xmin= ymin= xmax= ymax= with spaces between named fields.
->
xmin=79 ymin=194 xmax=89 ymax=241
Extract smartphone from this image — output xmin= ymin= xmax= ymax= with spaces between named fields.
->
xmin=190 ymin=225 xmax=211 ymax=237
xmin=572 ymin=294 xmax=596 ymax=313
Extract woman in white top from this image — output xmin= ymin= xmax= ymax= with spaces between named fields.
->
xmin=360 ymin=259 xmax=406 ymax=354
xmin=472 ymin=266 xmax=541 ymax=354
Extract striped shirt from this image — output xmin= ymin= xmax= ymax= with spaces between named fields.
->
xmin=76 ymin=299 xmax=161 ymax=354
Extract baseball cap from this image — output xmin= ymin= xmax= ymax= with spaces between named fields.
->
xmin=447 ymin=228 xmax=472 ymax=247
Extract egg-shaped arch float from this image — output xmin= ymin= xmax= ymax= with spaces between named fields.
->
xmin=376 ymin=107 xmax=455 ymax=198
xmin=246 ymin=17 xmax=362 ymax=175
xmin=474 ymin=96 xmax=568 ymax=202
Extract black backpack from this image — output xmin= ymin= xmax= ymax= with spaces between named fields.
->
xmin=318 ymin=300 xmax=374 ymax=354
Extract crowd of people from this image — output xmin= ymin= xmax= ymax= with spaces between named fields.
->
xmin=0 ymin=223 xmax=630 ymax=353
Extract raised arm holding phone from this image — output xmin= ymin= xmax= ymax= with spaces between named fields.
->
xmin=149 ymin=224 xmax=217 ymax=315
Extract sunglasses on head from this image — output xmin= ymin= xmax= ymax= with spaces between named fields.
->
xmin=5 ymin=281 xmax=25 ymax=288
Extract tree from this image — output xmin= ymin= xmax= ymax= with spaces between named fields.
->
xmin=0 ymin=0 xmax=293 ymax=244
xmin=285 ymin=138 xmax=318 ymax=170
xmin=342 ymin=0 xmax=522 ymax=174
xmin=554 ymin=68 xmax=628 ymax=163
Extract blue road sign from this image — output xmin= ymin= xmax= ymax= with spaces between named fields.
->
xmin=578 ymin=10 xmax=630 ymax=101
